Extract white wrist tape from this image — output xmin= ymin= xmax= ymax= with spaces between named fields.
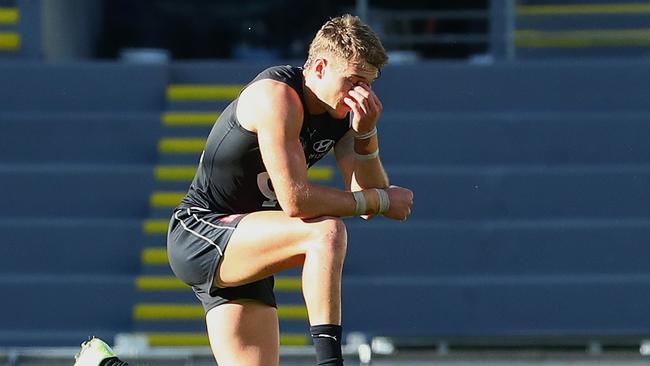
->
xmin=375 ymin=188 xmax=390 ymax=214
xmin=355 ymin=148 xmax=379 ymax=161
xmin=352 ymin=191 xmax=366 ymax=216
xmin=354 ymin=127 xmax=377 ymax=140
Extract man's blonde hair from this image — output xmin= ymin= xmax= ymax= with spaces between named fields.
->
xmin=305 ymin=14 xmax=388 ymax=72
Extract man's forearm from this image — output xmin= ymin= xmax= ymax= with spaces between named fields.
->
xmin=286 ymin=182 xmax=382 ymax=219
xmin=351 ymin=159 xmax=389 ymax=190
xmin=351 ymin=131 xmax=389 ymax=189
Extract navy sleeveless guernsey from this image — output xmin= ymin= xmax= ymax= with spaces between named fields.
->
xmin=178 ymin=65 xmax=351 ymax=214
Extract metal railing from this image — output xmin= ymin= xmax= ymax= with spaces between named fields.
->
xmin=2 ymin=339 xmax=650 ymax=366
xmin=0 ymin=344 xmax=374 ymax=366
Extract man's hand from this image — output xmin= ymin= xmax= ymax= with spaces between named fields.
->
xmin=343 ymin=83 xmax=383 ymax=134
xmin=383 ymin=186 xmax=414 ymax=221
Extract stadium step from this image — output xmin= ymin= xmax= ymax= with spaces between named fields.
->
xmin=0 ymin=7 xmax=19 ymax=25
xmin=136 ymin=275 xmax=302 ymax=292
xmin=137 ymin=331 xmax=310 ymax=347
xmin=164 ymin=83 xmax=242 ymax=112
xmin=0 ymin=7 xmax=19 ymax=53
xmin=166 ymin=84 xmax=243 ymax=101
xmin=161 ymin=111 xmax=220 ymax=127
xmin=133 ymin=303 xmax=308 ymax=322
xmin=0 ymin=31 xmax=19 ymax=52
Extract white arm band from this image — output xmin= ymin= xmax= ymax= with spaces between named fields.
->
xmin=354 ymin=127 xmax=377 ymax=140
xmin=352 ymin=191 xmax=366 ymax=216
xmin=355 ymin=148 xmax=379 ymax=161
xmin=375 ymin=188 xmax=390 ymax=214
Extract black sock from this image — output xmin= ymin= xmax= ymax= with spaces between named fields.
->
xmin=310 ymin=324 xmax=344 ymax=366
xmin=100 ymin=357 xmax=129 ymax=366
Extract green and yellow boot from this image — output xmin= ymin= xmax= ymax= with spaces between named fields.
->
xmin=73 ymin=337 xmax=117 ymax=366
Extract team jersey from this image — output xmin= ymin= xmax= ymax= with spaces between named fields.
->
xmin=178 ymin=65 xmax=351 ymax=214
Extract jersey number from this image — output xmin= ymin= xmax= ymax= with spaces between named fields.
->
xmin=257 ymin=172 xmax=278 ymax=208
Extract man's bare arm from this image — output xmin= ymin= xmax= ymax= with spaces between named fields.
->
xmin=334 ymin=130 xmax=388 ymax=191
xmin=335 ymin=81 xmax=389 ymax=191
xmin=238 ymin=79 xmax=381 ymax=219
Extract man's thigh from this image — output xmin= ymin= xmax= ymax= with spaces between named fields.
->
xmin=216 ymin=211 xmax=344 ymax=287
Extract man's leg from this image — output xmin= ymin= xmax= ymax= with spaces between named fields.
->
xmin=206 ymin=299 xmax=280 ymax=366
xmin=216 ymin=212 xmax=347 ymax=324
xmin=209 ymin=211 xmax=347 ymax=365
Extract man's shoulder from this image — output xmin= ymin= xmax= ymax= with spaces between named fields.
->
xmin=237 ymin=76 xmax=304 ymax=132
xmin=241 ymin=76 xmax=301 ymax=107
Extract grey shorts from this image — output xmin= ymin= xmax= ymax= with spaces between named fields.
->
xmin=167 ymin=207 xmax=276 ymax=313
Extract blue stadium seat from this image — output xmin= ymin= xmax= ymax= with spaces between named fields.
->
xmin=0 ymin=113 xmax=161 ymax=164
xmin=379 ymin=113 xmax=650 ymax=165
xmin=0 ymin=219 xmax=142 ymax=275
xmin=0 ymin=276 xmax=134 ymax=346
xmin=344 ymin=221 xmax=650 ymax=276
xmin=0 ymin=63 xmax=167 ymax=111
xmin=0 ymin=166 xmax=154 ymax=218
xmin=388 ymin=168 xmax=650 ymax=220
xmin=342 ymin=277 xmax=650 ymax=337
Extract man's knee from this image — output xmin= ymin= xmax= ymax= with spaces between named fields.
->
xmin=307 ymin=217 xmax=347 ymax=257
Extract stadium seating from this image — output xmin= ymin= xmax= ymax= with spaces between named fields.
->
xmin=0 ymin=63 xmax=166 ymax=346
xmin=1 ymin=59 xmax=649 ymax=347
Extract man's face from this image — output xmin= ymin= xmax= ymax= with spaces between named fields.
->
xmin=315 ymin=57 xmax=379 ymax=119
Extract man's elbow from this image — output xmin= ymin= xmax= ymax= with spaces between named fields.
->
xmin=280 ymin=195 xmax=314 ymax=218
xmin=283 ymin=203 xmax=303 ymax=218
xmin=279 ymin=195 xmax=306 ymax=218
xmin=277 ymin=183 xmax=314 ymax=218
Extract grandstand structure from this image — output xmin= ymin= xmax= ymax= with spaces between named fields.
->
xmin=516 ymin=0 xmax=650 ymax=58
xmin=1 ymin=0 xmax=650 ymax=365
